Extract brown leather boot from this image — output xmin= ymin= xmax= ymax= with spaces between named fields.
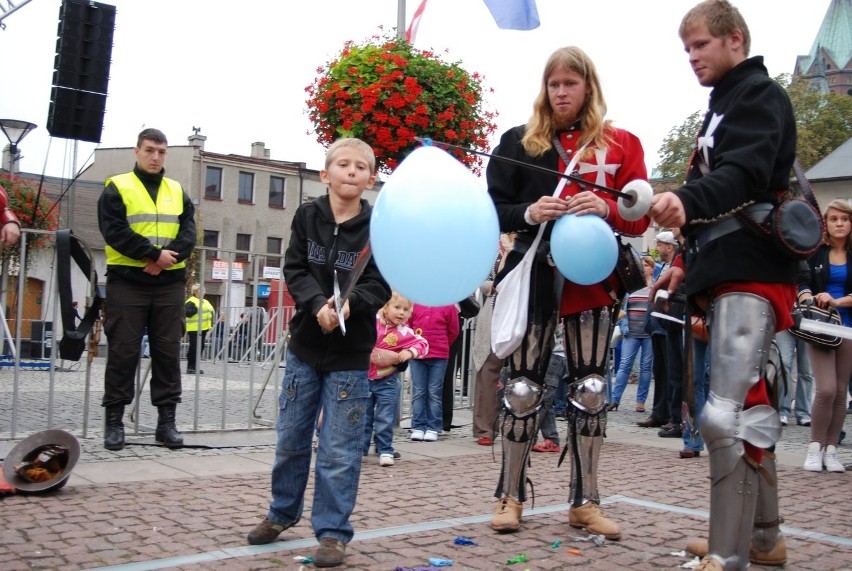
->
xmin=750 ymin=536 xmax=787 ymax=566
xmin=568 ymin=502 xmax=621 ymax=540
xmin=490 ymin=496 xmax=522 ymax=532
xmin=696 ymin=556 xmax=724 ymax=570
xmin=686 ymin=538 xmax=786 ymax=566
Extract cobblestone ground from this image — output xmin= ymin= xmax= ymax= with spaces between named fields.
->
xmin=1 ymin=357 xmax=851 ymax=570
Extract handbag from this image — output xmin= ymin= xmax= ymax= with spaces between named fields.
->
xmin=491 ymin=142 xmax=588 ymax=359
xmin=789 ymin=299 xmax=842 ymax=349
xmin=614 ymin=236 xmax=646 ymax=296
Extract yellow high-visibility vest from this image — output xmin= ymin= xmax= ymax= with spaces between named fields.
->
xmin=104 ymin=172 xmax=186 ymax=269
xmin=186 ymin=297 xmax=214 ymax=332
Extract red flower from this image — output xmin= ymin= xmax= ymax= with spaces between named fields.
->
xmin=305 ymin=31 xmax=497 ymax=175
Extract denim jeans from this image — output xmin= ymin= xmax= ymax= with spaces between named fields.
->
xmin=267 ymin=349 xmax=369 ymax=544
xmin=775 ymin=330 xmax=814 ymax=420
xmin=610 ymin=336 xmax=652 ymax=405
xmin=409 ymin=358 xmax=448 ymax=432
xmin=539 ymin=353 xmax=567 ymax=443
xmin=683 ymin=338 xmax=711 ymax=451
xmin=363 ymin=373 xmax=400 ymax=455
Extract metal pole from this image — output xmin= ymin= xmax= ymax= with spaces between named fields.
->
xmin=397 ymin=0 xmax=405 ymax=39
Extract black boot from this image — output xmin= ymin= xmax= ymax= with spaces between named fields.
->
xmin=104 ymin=405 xmax=125 ymax=451
xmin=155 ymin=404 xmax=184 ymax=447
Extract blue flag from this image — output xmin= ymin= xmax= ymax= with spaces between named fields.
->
xmin=483 ymin=0 xmax=540 ymax=30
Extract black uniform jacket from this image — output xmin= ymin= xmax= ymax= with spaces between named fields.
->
xmin=674 ymin=57 xmax=798 ymax=295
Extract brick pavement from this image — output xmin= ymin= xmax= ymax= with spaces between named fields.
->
xmin=1 ymin=361 xmax=851 ymax=570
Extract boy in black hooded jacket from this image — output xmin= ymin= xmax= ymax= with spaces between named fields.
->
xmin=247 ymin=138 xmax=390 ymax=568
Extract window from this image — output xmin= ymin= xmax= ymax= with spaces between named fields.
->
xmin=238 ymin=171 xmax=254 ymax=203
xmin=269 ymin=176 xmax=285 ymax=208
xmin=205 ymin=167 xmax=222 ymax=199
xmin=266 ymin=237 xmax=282 ymax=267
xmin=203 ymin=230 xmax=219 ymax=259
xmin=236 ymin=233 xmax=252 ymax=261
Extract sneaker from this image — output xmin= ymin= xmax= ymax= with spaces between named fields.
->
xmin=423 ymin=430 xmax=438 ymax=442
xmin=247 ymin=517 xmax=293 ymax=545
xmin=779 ymin=414 xmax=788 ymax=426
xmin=803 ymin=441 xmax=824 ymax=472
xmin=797 ymin=417 xmax=811 ymax=426
xmin=531 ymin=438 xmax=560 ymax=452
xmin=314 ymin=537 xmax=346 ymax=568
xmin=410 ymin=429 xmax=425 ymax=441
xmin=379 ymin=453 xmax=394 ymax=467
xmin=658 ymin=425 xmax=682 ymax=438
xmin=824 ymin=445 xmax=845 ymax=472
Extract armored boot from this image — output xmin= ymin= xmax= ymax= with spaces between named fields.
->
xmin=566 ymin=375 xmax=620 ymax=540
xmin=750 ymin=452 xmax=786 ymax=566
xmin=491 ymin=377 xmax=543 ymax=532
xmin=104 ymin=405 xmax=125 ymax=451
xmin=703 ymin=293 xmax=781 ymax=570
xmin=155 ymin=404 xmax=184 ymax=447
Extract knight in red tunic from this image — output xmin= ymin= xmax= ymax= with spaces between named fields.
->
xmin=487 ymin=45 xmax=650 ymax=538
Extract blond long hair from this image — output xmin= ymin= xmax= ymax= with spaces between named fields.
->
xmin=521 ymin=46 xmax=612 ymax=158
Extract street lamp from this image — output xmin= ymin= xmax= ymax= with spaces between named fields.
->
xmin=0 ymin=119 xmax=37 ymax=173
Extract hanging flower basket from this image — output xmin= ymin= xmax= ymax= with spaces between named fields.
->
xmin=0 ymin=173 xmax=60 ymax=271
xmin=306 ymin=31 xmax=498 ymax=174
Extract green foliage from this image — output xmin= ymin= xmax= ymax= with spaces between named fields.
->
xmin=780 ymin=74 xmax=852 ymax=170
xmin=655 ymin=75 xmax=852 ymax=177
xmin=655 ymin=110 xmax=703 ymax=181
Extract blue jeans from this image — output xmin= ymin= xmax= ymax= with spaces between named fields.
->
xmin=610 ymin=336 xmax=652 ymax=405
xmin=683 ymin=338 xmax=711 ymax=451
xmin=539 ymin=353 xmax=567 ymax=443
xmin=409 ymin=358 xmax=448 ymax=432
xmin=267 ymin=349 xmax=369 ymax=544
xmin=363 ymin=373 xmax=400 ymax=455
xmin=775 ymin=330 xmax=814 ymax=420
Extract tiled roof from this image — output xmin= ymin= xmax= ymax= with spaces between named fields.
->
xmin=806 ymin=137 xmax=852 ymax=180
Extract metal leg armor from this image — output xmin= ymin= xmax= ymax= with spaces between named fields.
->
xmin=702 ymin=293 xmax=782 ymax=570
xmin=495 ymin=378 xmax=544 ymax=501
xmin=562 ymin=308 xmax=614 ymax=506
xmin=494 ymin=237 xmax=558 ymax=503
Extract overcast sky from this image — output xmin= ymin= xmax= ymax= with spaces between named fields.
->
xmin=1 ymin=0 xmax=830 ymax=182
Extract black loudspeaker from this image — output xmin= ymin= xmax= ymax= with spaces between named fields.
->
xmin=47 ymin=0 xmax=116 ymax=143
xmin=48 ymin=86 xmax=107 ymax=143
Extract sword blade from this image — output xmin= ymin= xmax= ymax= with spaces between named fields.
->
xmin=796 ymin=317 xmax=852 ymax=340
xmin=650 ymin=311 xmax=685 ymax=326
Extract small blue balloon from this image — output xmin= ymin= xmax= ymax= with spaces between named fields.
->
xmin=371 ymin=146 xmax=499 ymax=306
xmin=550 ymin=214 xmax=618 ymax=285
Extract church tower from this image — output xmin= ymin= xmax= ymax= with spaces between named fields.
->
xmin=794 ymin=0 xmax=852 ymax=95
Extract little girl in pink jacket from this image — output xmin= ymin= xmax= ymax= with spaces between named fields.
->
xmin=364 ymin=292 xmax=429 ymax=466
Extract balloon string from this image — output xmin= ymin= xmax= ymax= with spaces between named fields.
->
xmin=415 ymin=137 xmax=631 ymax=200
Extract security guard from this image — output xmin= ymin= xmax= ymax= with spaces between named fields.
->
xmin=185 ymin=283 xmax=215 ymax=374
xmin=97 ymin=128 xmax=196 ymax=451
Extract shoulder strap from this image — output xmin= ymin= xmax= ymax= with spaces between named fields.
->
xmin=56 ymin=229 xmax=104 ymax=361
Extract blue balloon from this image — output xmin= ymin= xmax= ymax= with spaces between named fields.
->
xmin=371 ymin=146 xmax=499 ymax=306
xmin=550 ymin=214 xmax=618 ymax=285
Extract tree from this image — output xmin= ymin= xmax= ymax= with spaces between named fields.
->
xmin=655 ymin=75 xmax=852 ymax=176
xmin=655 ymin=110 xmax=703 ymax=181
xmin=782 ymin=74 xmax=852 ymax=170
